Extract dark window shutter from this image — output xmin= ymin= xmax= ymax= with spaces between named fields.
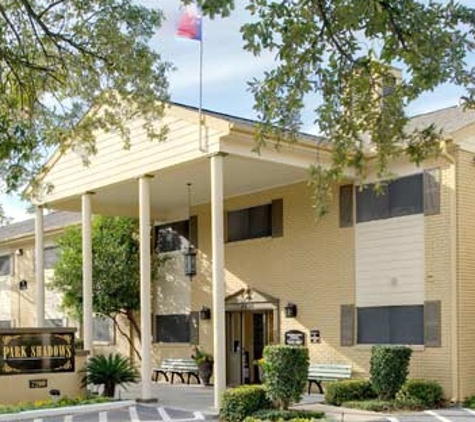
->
xmin=189 ymin=215 xmax=198 ymax=248
xmin=339 ymin=185 xmax=354 ymax=227
xmin=341 ymin=304 xmax=355 ymax=346
xmin=190 ymin=311 xmax=200 ymax=345
xmin=424 ymin=300 xmax=441 ymax=347
xmin=271 ymin=199 xmax=283 ymax=237
xmin=424 ymin=169 xmax=441 ymax=216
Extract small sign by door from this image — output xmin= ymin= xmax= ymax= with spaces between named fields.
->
xmin=284 ymin=330 xmax=305 ymax=346
xmin=310 ymin=329 xmax=321 ymax=343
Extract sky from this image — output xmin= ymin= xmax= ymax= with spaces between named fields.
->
xmin=2 ymin=0 xmax=475 ymax=222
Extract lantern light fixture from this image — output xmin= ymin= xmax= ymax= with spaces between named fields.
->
xmin=200 ymin=306 xmax=211 ymax=320
xmin=184 ymin=182 xmax=197 ymax=281
xmin=284 ymin=302 xmax=297 ymax=318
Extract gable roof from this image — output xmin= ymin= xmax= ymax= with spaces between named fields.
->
xmin=406 ymin=105 xmax=475 ymax=135
xmin=0 ymin=211 xmax=81 ymax=243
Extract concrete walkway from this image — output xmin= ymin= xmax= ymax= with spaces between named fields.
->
xmin=118 ymin=382 xmax=386 ymax=421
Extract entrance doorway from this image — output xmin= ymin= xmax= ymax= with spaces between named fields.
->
xmin=225 ymin=288 xmax=279 ymax=386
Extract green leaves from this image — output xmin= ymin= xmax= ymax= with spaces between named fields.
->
xmin=239 ymin=0 xmax=475 ymax=217
xmin=81 ymin=353 xmax=139 ymax=397
xmin=51 ymin=216 xmax=142 ymax=320
xmin=0 ymin=0 xmax=170 ymax=194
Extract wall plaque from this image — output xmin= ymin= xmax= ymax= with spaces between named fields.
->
xmin=0 ymin=329 xmax=75 ymax=375
xmin=29 ymin=379 xmax=48 ymax=389
xmin=284 ymin=330 xmax=305 ymax=346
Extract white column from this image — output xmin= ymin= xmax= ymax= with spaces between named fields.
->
xmin=139 ymin=175 xmax=153 ymax=401
xmin=82 ymin=193 xmax=93 ymax=352
xmin=211 ymin=153 xmax=226 ymax=409
xmin=35 ymin=206 xmax=44 ymax=327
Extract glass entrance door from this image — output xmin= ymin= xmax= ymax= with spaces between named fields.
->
xmin=226 ymin=310 xmax=274 ymax=385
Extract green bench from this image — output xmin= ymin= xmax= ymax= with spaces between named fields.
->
xmin=307 ymin=363 xmax=352 ymax=394
xmin=152 ymin=358 xmax=200 ymax=384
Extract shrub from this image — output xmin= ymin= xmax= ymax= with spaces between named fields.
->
xmin=325 ymin=380 xmax=376 ymax=406
xmin=370 ymin=345 xmax=412 ymax=400
xmin=81 ymin=353 xmax=139 ymax=397
xmin=396 ymin=379 xmax=444 ymax=408
xmin=463 ymin=395 xmax=475 ymax=408
xmin=248 ymin=409 xmax=325 ymax=420
xmin=341 ymin=399 xmax=396 ymax=412
xmin=220 ymin=385 xmax=272 ymax=422
xmin=263 ymin=345 xmax=309 ymax=410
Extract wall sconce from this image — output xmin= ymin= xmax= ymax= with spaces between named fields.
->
xmin=199 ymin=306 xmax=211 ymax=320
xmin=15 ymin=248 xmax=23 ymax=256
xmin=284 ymin=302 xmax=297 ymax=318
xmin=19 ymin=279 xmax=28 ymax=291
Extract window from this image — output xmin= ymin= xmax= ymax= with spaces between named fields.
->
xmin=0 ymin=255 xmax=11 ymax=276
xmin=154 ymin=216 xmax=197 ymax=253
xmin=44 ymin=247 xmax=58 ymax=269
xmin=45 ymin=318 xmax=65 ymax=327
xmin=357 ymin=305 xmax=424 ymax=345
xmin=0 ymin=320 xmax=12 ymax=328
xmin=227 ymin=199 xmax=283 ymax=243
xmin=93 ymin=315 xmax=115 ymax=343
xmin=356 ymin=174 xmax=423 ymax=223
xmin=155 ymin=313 xmax=199 ymax=344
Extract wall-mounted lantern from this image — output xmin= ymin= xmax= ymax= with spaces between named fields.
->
xmin=284 ymin=302 xmax=297 ymax=318
xmin=15 ymin=248 xmax=23 ymax=256
xmin=200 ymin=306 xmax=211 ymax=320
xmin=19 ymin=279 xmax=28 ymax=291
xmin=184 ymin=245 xmax=197 ymax=281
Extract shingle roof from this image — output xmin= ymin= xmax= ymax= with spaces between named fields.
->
xmin=0 ymin=211 xmax=81 ymax=243
xmin=406 ymin=105 xmax=475 ymax=135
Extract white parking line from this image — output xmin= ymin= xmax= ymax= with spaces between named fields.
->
xmin=464 ymin=408 xmax=475 ymax=416
xmin=158 ymin=407 xmax=173 ymax=421
xmin=33 ymin=419 xmax=42 ymax=422
xmin=129 ymin=406 xmax=140 ymax=422
xmin=386 ymin=417 xmax=400 ymax=422
xmin=425 ymin=410 xmax=453 ymax=422
xmin=193 ymin=411 xmax=205 ymax=420
xmin=64 ymin=416 xmax=73 ymax=422
xmin=99 ymin=410 xmax=108 ymax=422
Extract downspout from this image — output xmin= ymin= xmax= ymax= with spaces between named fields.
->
xmin=441 ymin=140 xmax=459 ymax=402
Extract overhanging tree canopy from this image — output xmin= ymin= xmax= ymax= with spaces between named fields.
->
xmin=203 ymin=0 xmax=475 ymax=215
xmin=1 ymin=0 xmax=475 ymax=219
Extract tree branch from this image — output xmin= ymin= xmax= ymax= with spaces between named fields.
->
xmin=378 ymin=0 xmax=409 ymax=50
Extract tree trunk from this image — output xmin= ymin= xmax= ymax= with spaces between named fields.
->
xmin=103 ymin=381 xmax=116 ymax=398
xmin=113 ymin=316 xmax=141 ymax=361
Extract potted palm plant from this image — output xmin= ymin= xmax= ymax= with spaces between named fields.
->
xmin=192 ymin=347 xmax=214 ymax=385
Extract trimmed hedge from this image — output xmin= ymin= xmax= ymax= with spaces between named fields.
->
xmin=248 ymin=409 xmax=325 ymax=420
xmin=220 ymin=385 xmax=272 ymax=422
xmin=263 ymin=345 xmax=309 ymax=410
xmin=396 ymin=379 xmax=444 ymax=408
xmin=370 ymin=346 xmax=412 ymax=400
xmin=325 ymin=380 xmax=376 ymax=406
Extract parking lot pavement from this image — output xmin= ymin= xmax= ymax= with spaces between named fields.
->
xmin=18 ymin=404 xmax=209 ymax=422
xmin=370 ymin=407 xmax=475 ymax=422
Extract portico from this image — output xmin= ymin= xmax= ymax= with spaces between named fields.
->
xmin=29 ymin=103 xmax=323 ymax=406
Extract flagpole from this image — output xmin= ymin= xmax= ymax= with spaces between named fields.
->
xmin=199 ymin=33 xmax=205 ymax=152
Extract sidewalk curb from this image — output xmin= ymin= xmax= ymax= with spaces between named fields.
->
xmin=0 ymin=400 xmax=135 ymax=421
